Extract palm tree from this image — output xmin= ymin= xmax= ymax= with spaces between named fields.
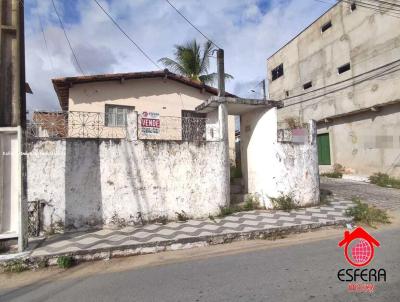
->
xmin=159 ymin=40 xmax=233 ymax=85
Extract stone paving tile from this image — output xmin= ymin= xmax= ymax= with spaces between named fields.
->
xmin=321 ymin=177 xmax=400 ymax=210
xmin=30 ymin=201 xmax=354 ymax=258
xmin=311 ymin=213 xmax=329 ymax=218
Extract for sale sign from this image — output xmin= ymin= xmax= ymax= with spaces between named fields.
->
xmin=141 ymin=112 xmax=160 ymax=134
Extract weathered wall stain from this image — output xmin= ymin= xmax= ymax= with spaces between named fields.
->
xmin=27 ymin=139 xmax=228 ymax=231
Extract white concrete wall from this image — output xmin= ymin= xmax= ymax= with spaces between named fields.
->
xmin=0 ymin=131 xmax=20 ymax=236
xmin=27 ymin=138 xmax=228 ymax=231
xmin=241 ymin=107 xmax=319 ymax=208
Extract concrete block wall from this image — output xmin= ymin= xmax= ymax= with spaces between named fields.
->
xmin=240 ymin=107 xmax=319 ymax=208
xmin=27 ymin=139 xmax=228 ymax=231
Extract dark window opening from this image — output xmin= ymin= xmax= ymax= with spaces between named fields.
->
xmin=271 ymin=63 xmax=284 ymax=81
xmin=321 ymin=21 xmax=332 ymax=33
xmin=351 ymin=3 xmax=356 ymax=11
xmin=303 ymin=81 xmax=312 ymax=90
xmin=338 ymin=63 xmax=351 ymax=74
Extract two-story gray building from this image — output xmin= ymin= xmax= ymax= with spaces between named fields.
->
xmin=267 ymin=1 xmax=400 ymax=178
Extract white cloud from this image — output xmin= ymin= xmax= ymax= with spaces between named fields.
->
xmin=25 ymin=0 xmax=330 ymax=112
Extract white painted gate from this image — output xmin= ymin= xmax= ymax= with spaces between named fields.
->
xmin=0 ymin=128 xmax=20 ymax=240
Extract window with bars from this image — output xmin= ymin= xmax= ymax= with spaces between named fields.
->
xmin=105 ymin=105 xmax=134 ymax=127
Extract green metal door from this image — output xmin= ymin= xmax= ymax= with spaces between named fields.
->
xmin=317 ymin=133 xmax=331 ymax=165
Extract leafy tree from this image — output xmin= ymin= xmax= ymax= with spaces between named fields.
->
xmin=159 ymin=40 xmax=233 ymax=85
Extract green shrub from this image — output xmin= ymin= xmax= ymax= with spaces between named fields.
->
xmin=369 ymin=173 xmax=400 ymax=189
xmin=57 ymin=256 xmax=74 ymax=269
xmin=321 ymin=171 xmax=343 ymax=178
xmin=3 ymin=260 xmax=28 ymax=273
xmin=270 ymin=194 xmax=298 ymax=211
xmin=345 ymin=198 xmax=390 ymax=228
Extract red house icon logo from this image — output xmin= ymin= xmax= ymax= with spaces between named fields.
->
xmin=338 ymin=227 xmax=380 ymax=267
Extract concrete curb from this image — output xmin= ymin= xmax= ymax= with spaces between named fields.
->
xmin=0 ymin=219 xmax=349 ymax=270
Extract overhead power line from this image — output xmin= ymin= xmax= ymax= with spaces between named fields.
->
xmin=358 ymin=0 xmax=400 ymax=11
xmin=92 ymin=0 xmax=161 ymax=70
xmin=164 ymin=0 xmax=222 ymax=49
xmin=351 ymin=0 xmax=400 ymax=14
xmin=283 ymin=59 xmax=400 ymax=107
xmin=282 ymin=58 xmax=400 ymax=102
xmin=38 ymin=14 xmax=55 ymax=74
xmin=51 ymin=0 xmax=86 ymax=75
xmin=315 ymin=0 xmax=400 ymax=18
xmin=371 ymin=0 xmax=400 ymax=8
xmin=341 ymin=0 xmax=400 ymax=18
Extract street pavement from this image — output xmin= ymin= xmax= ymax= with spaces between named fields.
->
xmin=29 ymin=200 xmax=351 ymax=260
xmin=320 ymin=177 xmax=400 ymax=210
xmin=1 ymin=225 xmax=399 ymax=302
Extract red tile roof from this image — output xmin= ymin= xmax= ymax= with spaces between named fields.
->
xmin=52 ymin=69 xmax=235 ymax=111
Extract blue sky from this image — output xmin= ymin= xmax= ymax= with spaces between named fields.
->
xmin=25 ymin=0 xmax=332 ymax=111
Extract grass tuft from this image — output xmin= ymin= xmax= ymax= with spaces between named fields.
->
xmin=3 ymin=260 xmax=28 ymax=273
xmin=369 ymin=173 xmax=400 ymax=189
xmin=321 ymin=171 xmax=343 ymax=179
xmin=217 ymin=205 xmax=242 ymax=218
xmin=270 ymin=194 xmax=298 ymax=211
xmin=218 ymin=194 xmax=264 ymax=218
xmin=176 ymin=211 xmax=189 ymax=222
xmin=57 ymin=256 xmax=74 ymax=269
xmin=345 ymin=198 xmax=390 ymax=228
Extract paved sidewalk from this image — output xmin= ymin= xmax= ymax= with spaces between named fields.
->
xmin=321 ymin=177 xmax=400 ymax=210
xmin=26 ymin=200 xmax=353 ymax=263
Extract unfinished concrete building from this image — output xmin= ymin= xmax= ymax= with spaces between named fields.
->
xmin=267 ymin=1 xmax=400 ymax=178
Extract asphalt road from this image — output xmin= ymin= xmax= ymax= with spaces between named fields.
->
xmin=1 ymin=225 xmax=399 ymax=302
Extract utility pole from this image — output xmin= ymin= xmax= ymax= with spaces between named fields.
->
xmin=0 ymin=0 xmax=26 ymax=127
xmin=0 ymin=0 xmax=27 ymax=251
xmin=216 ymin=48 xmax=230 ymax=205
xmin=262 ymin=79 xmax=266 ymax=100
xmin=217 ymin=49 xmax=225 ymax=97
